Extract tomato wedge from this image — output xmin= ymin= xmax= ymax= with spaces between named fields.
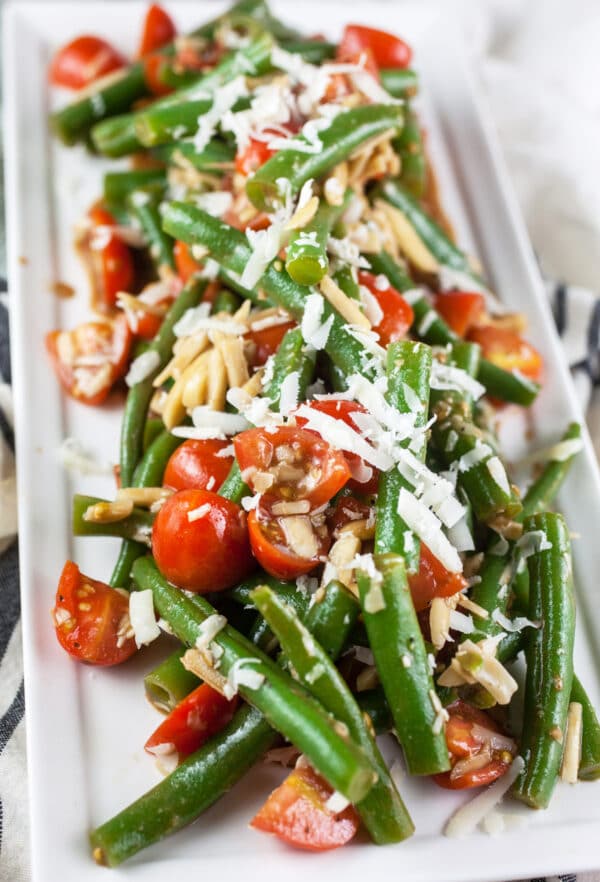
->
xmin=145 ymin=684 xmax=237 ymax=764
xmin=52 ymin=561 xmax=137 ymax=666
xmin=142 ymin=54 xmax=174 ymax=96
xmin=433 ymin=291 xmax=485 ymax=338
xmin=87 ymin=206 xmax=135 ymax=311
xmin=408 ymin=544 xmax=467 ymax=612
xmin=234 ymin=426 xmax=351 ymax=510
xmin=49 ymin=35 xmax=126 ymax=90
xmin=174 ymin=240 xmax=203 ymax=283
xmin=163 ymin=439 xmax=235 ymax=493
xmin=136 ymin=4 xmax=177 ymax=58
xmin=152 ymin=489 xmax=255 ymax=593
xmin=245 ymin=319 xmax=296 ymax=368
xmin=46 ymin=313 xmax=132 ymax=406
xmin=358 ymin=271 xmax=414 ymax=346
xmin=433 ymin=700 xmax=516 ymax=790
xmin=467 ymin=325 xmax=543 ymax=381
xmin=235 ymin=137 xmax=277 ymax=177
xmin=247 ymin=508 xmax=330 ymax=580
xmin=338 ymin=24 xmax=412 ymax=70
xmin=251 ymin=762 xmax=360 ymax=851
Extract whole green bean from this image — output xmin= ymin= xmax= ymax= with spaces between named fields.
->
xmin=520 ymin=422 xmax=582 ymax=519
xmin=513 ymin=513 xmax=575 ymax=808
xmin=304 ymin=581 xmax=361 ymax=659
xmin=380 ymin=68 xmax=419 ymax=99
xmin=571 ymin=675 xmax=600 ymax=781
xmin=144 ymin=647 xmax=201 ymax=714
xmin=356 ymin=553 xmax=450 ymax=775
xmin=393 ymin=105 xmax=426 ymax=198
xmin=72 ymin=495 xmax=153 ymax=542
xmin=262 ymin=326 xmax=316 ymax=409
xmin=104 ymin=170 xmax=166 ymax=216
xmin=152 ymin=140 xmax=235 ymax=172
xmin=285 ymin=194 xmax=349 ymax=285
xmin=252 ymin=584 xmax=415 ymax=844
xmin=128 ymin=187 xmax=175 ymax=273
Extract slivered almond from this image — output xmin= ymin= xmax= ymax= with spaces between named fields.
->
xmin=328 ymin=532 xmax=361 ymax=590
xmin=457 ymin=595 xmax=489 ymax=619
xmin=560 ymin=702 xmax=583 ymax=784
xmin=252 ymin=470 xmax=275 ymax=493
xmin=284 ymin=195 xmax=319 ymax=231
xmin=319 ymin=275 xmax=370 ymax=329
xmin=150 ymin=387 xmax=167 ymax=415
xmin=324 ymin=162 xmax=348 ymax=206
xmin=116 ymin=292 xmax=165 ymax=318
xmin=162 ymin=350 xmax=210 ymax=429
xmin=207 ymin=347 xmax=228 ymax=411
xmin=212 ymin=331 xmax=250 ymax=389
xmin=280 ymin=516 xmax=319 ymax=559
xmin=437 ymin=638 xmax=518 ymax=705
xmin=338 ymin=518 xmax=375 ymax=540
xmin=271 ymin=500 xmax=311 ymax=516
xmin=430 ymin=596 xmax=452 ymax=651
xmin=181 ymin=648 xmax=230 ymax=697
xmin=356 ymin=666 xmax=379 ymax=692
xmin=375 ymin=199 xmax=439 ymax=273
xmin=117 ymin=487 xmax=173 ymax=507
xmin=83 ymin=498 xmax=134 ymax=524
xmin=349 ymin=129 xmax=397 ymax=161
xmin=153 ymin=332 xmax=208 ymax=387
xmin=181 ymin=351 xmax=211 ymax=410
xmin=368 ymin=206 xmax=400 ymax=260
xmin=233 ymin=299 xmax=252 ymax=323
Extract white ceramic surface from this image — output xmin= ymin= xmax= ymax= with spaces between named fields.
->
xmin=5 ymin=3 xmax=600 ymax=881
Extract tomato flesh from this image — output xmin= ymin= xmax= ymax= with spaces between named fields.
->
xmin=467 ymin=325 xmax=543 ymax=381
xmin=87 ymin=206 xmax=135 ymax=311
xmin=49 ymin=35 xmax=126 ymax=89
xmin=339 ymin=24 xmax=412 ymax=70
xmin=251 ymin=762 xmax=360 ymax=851
xmin=434 ymin=291 xmax=485 ymax=338
xmin=46 ymin=313 xmax=132 ymax=406
xmin=248 ymin=509 xmax=330 ymax=580
xmin=142 ymin=54 xmax=174 ymax=96
xmin=152 ymin=489 xmax=255 ymax=593
xmin=163 ymin=439 xmax=234 ymax=493
xmin=137 ymin=4 xmax=177 ymax=57
xmin=174 ymin=240 xmax=203 ymax=283
xmin=145 ymin=684 xmax=237 ymax=763
xmin=235 ymin=137 xmax=277 ymax=177
xmin=408 ymin=544 xmax=468 ymax=612
xmin=358 ymin=271 xmax=414 ymax=346
xmin=52 ymin=561 xmax=137 ymax=666
xmin=245 ymin=320 xmax=296 ymax=368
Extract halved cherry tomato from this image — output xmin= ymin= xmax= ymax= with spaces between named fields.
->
xmin=467 ymin=325 xmax=543 ymax=381
xmin=87 ymin=206 xmax=135 ymax=311
xmin=145 ymin=683 xmax=237 ymax=763
xmin=433 ymin=291 xmax=485 ymax=338
xmin=433 ymin=700 xmax=516 ymax=790
xmin=244 ymin=319 xmax=296 ymax=368
xmin=247 ymin=508 xmax=330 ymax=580
xmin=339 ymin=24 xmax=412 ymax=70
xmin=46 ymin=313 xmax=132 ymax=406
xmin=251 ymin=762 xmax=360 ymax=851
xmin=142 ymin=54 xmax=174 ymax=96
xmin=358 ymin=271 xmax=414 ymax=346
xmin=163 ymin=439 xmax=235 ymax=493
xmin=407 ymin=544 xmax=467 ymax=612
xmin=152 ymin=489 xmax=255 ymax=593
xmin=295 ymin=399 xmax=379 ymax=494
xmin=234 ymin=426 xmax=351 ymax=510
xmin=52 ymin=561 xmax=137 ymax=666
xmin=136 ymin=4 xmax=177 ymax=58
xmin=235 ymin=137 xmax=277 ymax=177
xmin=49 ymin=35 xmax=126 ymax=90
xmin=174 ymin=240 xmax=203 ymax=283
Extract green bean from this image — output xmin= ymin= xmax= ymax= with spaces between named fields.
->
xmin=262 ymin=326 xmax=316 ymax=409
xmin=212 ymin=288 xmax=242 ymax=314
xmin=128 ymin=187 xmax=175 ymax=273
xmin=374 ymin=340 xmax=432 ymax=572
xmin=227 ymin=572 xmax=296 ymax=607
xmin=513 ymin=513 xmax=575 ymax=808
xmin=380 ymin=68 xmax=419 ymax=99
xmin=476 ymin=360 xmax=540 ymax=408
xmin=356 ymin=553 xmax=450 ymax=775
xmin=247 ymin=105 xmax=404 ymax=211
xmin=304 ymin=581 xmax=361 ymax=659
xmin=103 ymin=170 xmax=166 ymax=216
xmin=356 ymin=687 xmax=393 ymax=736
xmin=72 ymin=495 xmax=153 ymax=542
xmin=393 ymin=105 xmax=426 ymax=198
xmin=520 ymin=423 xmax=582 ymax=519
xmin=152 ymin=140 xmax=235 ymax=172
xmin=217 ymin=266 xmax=267 ymax=305
xmin=572 ymin=675 xmax=600 ymax=781
xmin=252 ymin=583 xmax=414 ymax=844
xmin=218 ymin=461 xmax=250 ymax=505
xmin=134 ymin=556 xmax=376 ymax=803
xmin=285 ymin=194 xmax=349 ymax=285
xmin=280 ymin=39 xmax=337 ymax=63
xmin=142 ymin=417 xmax=165 ymax=453
xmin=144 ymin=647 xmax=201 ymax=714
xmin=332 ymin=263 xmax=360 ymax=301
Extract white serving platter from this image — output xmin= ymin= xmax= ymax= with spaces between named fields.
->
xmin=5 ymin=2 xmax=600 ymax=881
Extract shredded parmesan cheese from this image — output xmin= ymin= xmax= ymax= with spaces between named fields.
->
xmin=129 ymin=590 xmax=160 ymax=648
xmin=444 ymin=756 xmax=525 ymax=837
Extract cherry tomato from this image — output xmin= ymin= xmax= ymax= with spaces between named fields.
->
xmin=234 ymin=426 xmax=351 ymax=510
xmin=467 ymin=325 xmax=543 ymax=381
xmin=174 ymin=240 xmax=203 ymax=283
xmin=163 ymin=439 xmax=235 ymax=493
xmin=46 ymin=313 xmax=132 ymax=406
xmin=235 ymin=138 xmax=277 ymax=177
xmin=152 ymin=489 xmax=255 ymax=593
xmin=433 ymin=700 xmax=516 ymax=790
xmin=251 ymin=762 xmax=360 ymax=851
xmin=87 ymin=206 xmax=135 ymax=311
xmin=433 ymin=291 xmax=485 ymax=338
xmin=136 ymin=4 xmax=177 ymax=58
xmin=358 ymin=271 xmax=414 ymax=346
xmin=407 ymin=544 xmax=467 ymax=613
xmin=145 ymin=684 xmax=237 ymax=763
xmin=49 ymin=35 xmax=126 ymax=90
xmin=244 ymin=320 xmax=296 ymax=368
xmin=142 ymin=54 xmax=174 ymax=96
xmin=247 ymin=508 xmax=330 ymax=580
xmin=339 ymin=24 xmax=412 ymax=70
xmin=52 ymin=561 xmax=137 ymax=666
xmin=294 ymin=399 xmax=379 ymax=494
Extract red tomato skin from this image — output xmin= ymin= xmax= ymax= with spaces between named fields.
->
xmin=163 ymin=440 xmax=234 ymax=493
xmin=251 ymin=763 xmax=360 ymax=851
xmin=88 ymin=206 xmax=135 ymax=311
xmin=433 ymin=760 xmax=509 ymax=790
xmin=52 ymin=561 xmax=137 ymax=666
xmin=408 ymin=544 xmax=467 ymax=612
xmin=247 ymin=511 xmax=327 ymax=580
xmin=245 ymin=320 xmax=296 ymax=368
xmin=152 ymin=489 xmax=255 ymax=593
xmin=234 ymin=426 xmax=351 ymax=510
xmin=467 ymin=325 xmax=544 ymax=382
xmin=145 ymin=684 xmax=237 ymax=761
xmin=235 ymin=138 xmax=276 ymax=176
xmin=433 ymin=291 xmax=485 ymax=338
xmin=358 ymin=271 xmax=414 ymax=346
xmin=137 ymin=4 xmax=177 ymax=58
xmin=49 ymin=35 xmax=126 ymax=90
xmin=174 ymin=240 xmax=203 ymax=283
xmin=328 ymin=495 xmax=372 ymax=535
xmin=339 ymin=24 xmax=412 ymax=69
xmin=142 ymin=54 xmax=174 ymax=96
